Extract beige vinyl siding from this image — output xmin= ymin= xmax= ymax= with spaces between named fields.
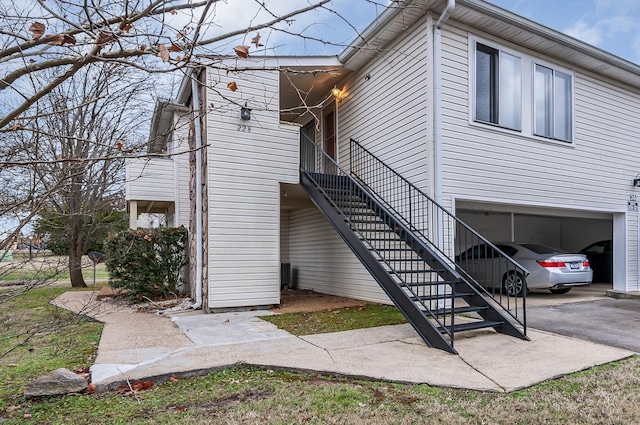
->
xmin=439 ymin=23 xmax=640 ymax=290
xmin=205 ymin=68 xmax=299 ymax=309
xmin=338 ymin=15 xmax=431 ymax=192
xmin=289 ymin=207 xmax=391 ymax=304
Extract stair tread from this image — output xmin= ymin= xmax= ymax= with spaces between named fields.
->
xmin=402 ymin=281 xmax=455 ymax=287
xmin=410 ymin=292 xmax=473 ymax=300
xmin=392 ymin=269 xmax=441 ymax=274
xmin=442 ymin=320 xmax=503 ymax=333
xmin=431 ymin=305 xmax=488 ymax=316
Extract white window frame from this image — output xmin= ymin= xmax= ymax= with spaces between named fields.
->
xmin=469 ymin=37 xmax=575 ymax=145
xmin=532 ymin=61 xmax=575 ymax=143
xmin=471 ymin=40 xmax=523 ymax=131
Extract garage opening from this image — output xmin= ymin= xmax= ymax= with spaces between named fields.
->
xmin=455 ymin=201 xmax=615 ymax=291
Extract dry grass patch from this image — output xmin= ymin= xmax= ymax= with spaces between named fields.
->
xmin=261 ymin=303 xmax=407 ymax=335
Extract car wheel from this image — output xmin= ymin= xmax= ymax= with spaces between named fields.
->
xmin=502 ymin=272 xmax=527 ymax=297
xmin=549 ymin=287 xmax=572 ymax=294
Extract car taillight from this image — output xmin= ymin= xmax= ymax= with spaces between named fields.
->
xmin=537 ymin=260 xmax=566 ymax=268
xmin=583 ymin=261 xmax=590 ymax=267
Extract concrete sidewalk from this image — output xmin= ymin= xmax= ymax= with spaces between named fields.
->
xmin=53 ymin=291 xmax=634 ymax=393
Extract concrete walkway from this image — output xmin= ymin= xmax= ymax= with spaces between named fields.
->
xmin=53 ymin=291 xmax=634 ymax=393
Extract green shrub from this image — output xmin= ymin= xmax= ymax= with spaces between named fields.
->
xmin=104 ymin=227 xmax=188 ymax=300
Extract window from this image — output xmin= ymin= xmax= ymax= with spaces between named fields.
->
xmin=475 ymin=43 xmax=522 ymax=130
xmin=534 ymin=64 xmax=572 ymax=141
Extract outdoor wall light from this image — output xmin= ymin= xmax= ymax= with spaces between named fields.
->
xmin=331 ymin=86 xmax=343 ymax=99
xmin=240 ymin=102 xmax=251 ymax=120
xmin=634 ymin=177 xmax=640 ymax=187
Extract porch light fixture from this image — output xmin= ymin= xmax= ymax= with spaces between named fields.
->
xmin=331 ymin=86 xmax=343 ymax=99
xmin=240 ymin=102 xmax=251 ymax=120
xmin=634 ymin=174 xmax=640 ymax=187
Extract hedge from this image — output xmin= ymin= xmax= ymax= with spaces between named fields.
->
xmin=104 ymin=227 xmax=188 ymax=300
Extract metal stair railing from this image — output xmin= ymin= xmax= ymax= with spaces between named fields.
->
xmin=300 ymin=134 xmax=465 ymax=351
xmin=349 ymin=138 xmax=529 ymax=332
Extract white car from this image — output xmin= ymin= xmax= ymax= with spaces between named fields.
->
xmin=456 ymin=242 xmax=592 ymax=296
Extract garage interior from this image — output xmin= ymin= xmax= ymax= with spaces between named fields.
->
xmin=456 ymin=201 xmax=614 ymax=287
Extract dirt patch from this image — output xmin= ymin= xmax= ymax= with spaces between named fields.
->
xmin=271 ymin=289 xmax=369 ymax=314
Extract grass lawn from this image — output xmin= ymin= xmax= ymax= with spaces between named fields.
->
xmin=0 ymin=253 xmax=109 ymax=282
xmin=261 ymin=303 xmax=407 ymax=335
xmin=2 ymin=287 xmax=640 ymax=424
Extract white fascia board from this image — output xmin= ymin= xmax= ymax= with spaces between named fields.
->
xmin=198 ymin=55 xmax=341 ymax=70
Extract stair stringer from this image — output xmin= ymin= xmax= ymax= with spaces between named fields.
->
xmin=300 ymin=173 xmax=459 ymax=354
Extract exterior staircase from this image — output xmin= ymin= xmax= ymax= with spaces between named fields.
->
xmin=299 ymin=135 xmax=529 ymax=354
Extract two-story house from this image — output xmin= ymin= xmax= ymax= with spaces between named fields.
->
xmin=126 ymin=0 xmax=640 ymax=353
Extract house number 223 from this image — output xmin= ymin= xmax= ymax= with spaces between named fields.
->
xmin=237 ymin=125 xmax=251 ymax=133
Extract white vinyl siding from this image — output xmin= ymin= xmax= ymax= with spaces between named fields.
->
xmin=441 ymin=24 xmax=639 ymax=290
xmin=125 ymin=158 xmax=175 ymax=202
xmin=338 ymin=15 xmax=431 ymax=193
xmin=205 ymin=68 xmax=299 ymax=309
xmin=289 ymin=207 xmax=391 ymax=304
xmin=172 ymin=112 xmax=191 ymax=227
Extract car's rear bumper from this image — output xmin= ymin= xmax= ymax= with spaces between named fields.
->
xmin=527 ymin=269 xmax=593 ymax=289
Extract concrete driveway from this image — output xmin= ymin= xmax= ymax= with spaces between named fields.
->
xmin=525 ymin=283 xmax=640 ymax=353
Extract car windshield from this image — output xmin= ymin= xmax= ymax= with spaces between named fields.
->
xmin=519 ymin=243 xmax=566 ymax=254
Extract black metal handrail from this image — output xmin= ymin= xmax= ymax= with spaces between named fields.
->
xmin=300 ymin=134 xmax=462 ymax=341
xmin=349 ymin=138 xmax=528 ymax=330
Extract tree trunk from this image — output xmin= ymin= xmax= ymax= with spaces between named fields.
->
xmin=69 ymin=249 xmax=87 ymax=288
xmin=68 ymin=169 xmax=87 ymax=288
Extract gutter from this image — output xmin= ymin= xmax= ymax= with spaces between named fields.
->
xmin=433 ymin=0 xmax=455 ymax=206
xmin=191 ymin=71 xmax=204 ymax=309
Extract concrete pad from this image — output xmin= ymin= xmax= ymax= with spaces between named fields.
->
xmin=92 ymin=333 xmax=318 ymax=390
xmin=95 ymin=347 xmax=179 ymax=365
xmin=300 ymin=324 xmax=418 ymax=350
xmin=90 ymin=364 xmax=137 ymax=384
xmin=54 ymin=290 xmax=636 ymax=394
xmin=171 ymin=310 xmax=292 ymax=346
xmin=457 ymin=329 xmax=633 ymax=392
xmin=329 ymin=341 xmax=501 ymax=391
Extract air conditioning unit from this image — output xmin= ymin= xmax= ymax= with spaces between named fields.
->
xmin=280 ymin=262 xmax=292 ymax=290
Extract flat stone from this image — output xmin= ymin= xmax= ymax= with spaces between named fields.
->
xmin=24 ymin=368 xmax=87 ymax=397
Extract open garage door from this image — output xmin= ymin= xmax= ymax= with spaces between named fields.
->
xmin=455 ymin=201 xmax=615 ymax=286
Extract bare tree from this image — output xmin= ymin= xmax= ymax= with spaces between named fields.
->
xmin=3 ymin=64 xmax=148 ymax=287
xmin=0 ymin=0 xmax=392 ymax=288
xmin=0 ymin=0 xmax=339 ymax=130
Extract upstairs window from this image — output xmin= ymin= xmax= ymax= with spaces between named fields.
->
xmin=475 ymin=43 xmax=522 ymax=130
xmin=534 ymin=64 xmax=573 ymax=141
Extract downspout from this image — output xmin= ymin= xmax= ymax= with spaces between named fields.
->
xmin=191 ymin=72 xmax=203 ymax=309
xmin=433 ymin=0 xmax=455 ymax=205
